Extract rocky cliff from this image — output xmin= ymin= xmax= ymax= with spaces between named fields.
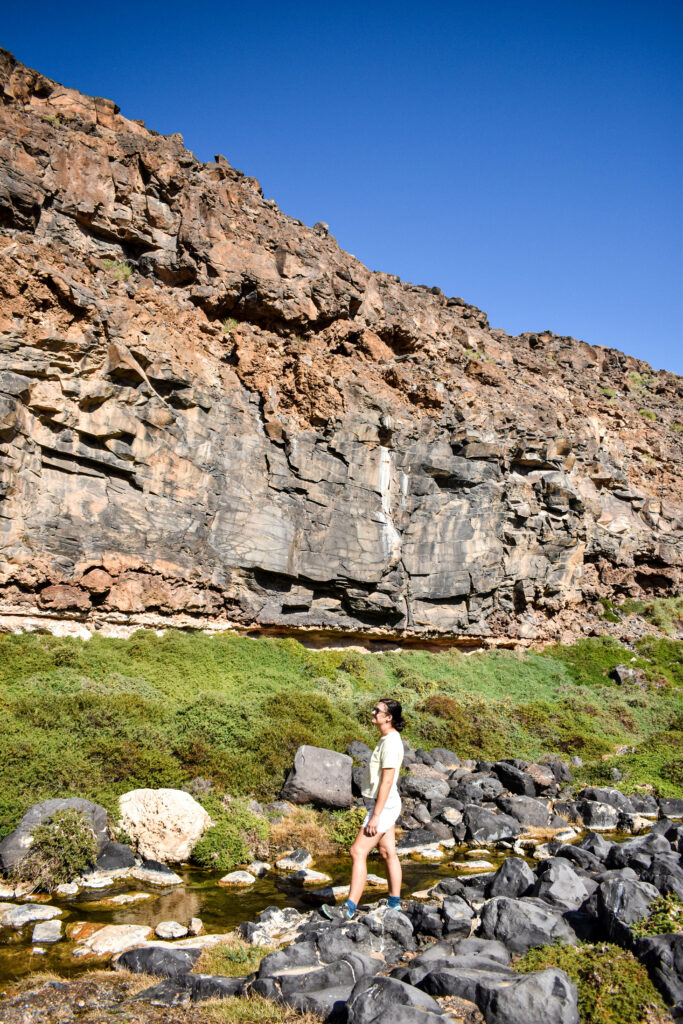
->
xmin=0 ymin=49 xmax=680 ymax=644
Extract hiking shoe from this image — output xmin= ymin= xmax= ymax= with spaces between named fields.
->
xmin=320 ymin=903 xmax=354 ymax=921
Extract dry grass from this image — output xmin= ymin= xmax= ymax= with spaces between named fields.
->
xmin=193 ymin=935 xmax=278 ymax=977
xmin=269 ymin=806 xmax=336 ymax=856
xmin=204 ymin=994 xmax=323 ymax=1023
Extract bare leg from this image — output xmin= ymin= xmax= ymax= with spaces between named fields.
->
xmin=378 ymin=827 xmax=402 ymax=898
xmin=348 ymin=827 xmax=381 ymax=906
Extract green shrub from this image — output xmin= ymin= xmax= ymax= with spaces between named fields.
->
xmin=598 ymin=598 xmax=621 ymax=623
xmin=632 ymin=893 xmax=683 ymax=937
xmin=16 ymin=809 xmax=97 ymax=890
xmin=671 ymin=422 xmax=683 ymax=433
xmin=638 ymin=408 xmax=657 ymax=420
xmin=599 ymin=387 xmax=616 ymax=398
xmin=222 ymin=317 xmax=239 ymax=333
xmin=516 ymin=942 xmax=669 ymax=1024
xmin=330 ymin=807 xmax=367 ymax=846
xmin=190 ymin=796 xmax=269 ymax=873
xmin=101 ymin=259 xmax=132 ymax=281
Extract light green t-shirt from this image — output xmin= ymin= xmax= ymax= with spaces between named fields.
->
xmin=361 ymin=730 xmax=404 ymax=803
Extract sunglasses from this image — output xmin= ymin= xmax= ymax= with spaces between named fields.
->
xmin=372 ymin=706 xmax=387 ymax=715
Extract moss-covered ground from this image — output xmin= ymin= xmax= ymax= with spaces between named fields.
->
xmin=0 ymin=630 xmax=681 ymax=839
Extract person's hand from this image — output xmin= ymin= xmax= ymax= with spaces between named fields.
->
xmin=365 ymin=814 xmax=380 ymax=836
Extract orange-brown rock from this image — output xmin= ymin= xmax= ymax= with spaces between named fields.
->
xmin=0 ymin=49 xmax=680 ymax=643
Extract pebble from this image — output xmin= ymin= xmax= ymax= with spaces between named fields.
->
xmin=453 ymin=859 xmax=495 ymax=872
xmin=54 ymin=882 xmax=80 ymax=896
xmin=32 ymin=920 xmax=62 ymax=943
xmin=275 ymin=849 xmax=313 ymax=871
xmin=188 ymin=917 xmax=203 ymax=935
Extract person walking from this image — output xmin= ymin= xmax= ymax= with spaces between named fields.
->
xmin=322 ymin=698 xmax=405 ymax=920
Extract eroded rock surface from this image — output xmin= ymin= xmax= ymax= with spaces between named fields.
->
xmin=0 ymin=49 xmax=681 ymax=643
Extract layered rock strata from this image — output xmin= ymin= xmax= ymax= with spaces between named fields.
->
xmin=0 ymin=49 xmax=681 ymax=643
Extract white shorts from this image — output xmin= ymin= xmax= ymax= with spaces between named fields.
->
xmin=362 ymin=800 xmax=401 ymax=834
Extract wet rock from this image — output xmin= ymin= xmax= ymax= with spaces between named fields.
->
xmin=0 ymin=903 xmax=62 ymax=927
xmin=218 ymin=870 xmax=256 ymax=886
xmin=281 ymin=745 xmax=353 ymax=808
xmin=276 ymin=848 xmax=312 ymax=870
xmin=32 ymin=919 xmax=62 ymax=943
xmin=291 ymin=868 xmax=332 ymax=885
xmin=247 ymin=860 xmax=271 ymax=876
xmin=115 ymin=943 xmax=203 ymax=977
xmin=75 ymin=923 xmax=153 ymax=957
xmin=118 ymin=788 xmax=212 ymax=863
xmin=479 ymin=896 xmax=578 ymax=954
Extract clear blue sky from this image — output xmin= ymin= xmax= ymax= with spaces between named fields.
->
xmin=4 ymin=1 xmax=682 ymax=372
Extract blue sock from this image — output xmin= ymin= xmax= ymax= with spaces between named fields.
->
xmin=387 ymin=895 xmax=401 ymax=910
xmin=345 ymin=898 xmax=357 ymax=919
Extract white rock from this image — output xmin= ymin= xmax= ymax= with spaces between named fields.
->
xmin=102 ymin=892 xmax=153 ymax=906
xmin=80 ymin=874 xmax=114 ymax=889
xmin=31 ymin=946 xmax=47 ymax=954
xmin=442 ymin=808 xmax=463 ymax=825
xmin=247 ymin=860 xmax=271 ymax=876
xmin=453 ymin=859 xmax=495 ymax=872
xmin=155 ymin=920 xmax=188 ymax=939
xmin=275 ymin=850 xmax=313 ymax=871
xmin=317 ymin=884 xmax=351 ymax=901
xmin=0 ymin=903 xmax=62 ymax=928
xmin=55 ymin=882 xmax=80 ymax=896
xmin=0 ymin=884 xmax=16 ymax=897
xmin=32 ymin=920 xmax=62 ymax=943
xmin=417 ymin=848 xmax=445 ymax=860
xmin=218 ymin=870 xmax=256 ymax=886
xmin=73 ymin=923 xmax=153 ymax=957
xmin=291 ymin=869 xmax=332 ymax=885
xmin=131 ymin=865 xmax=183 ymax=886
xmin=188 ymin=917 xmax=203 ymax=935
xmin=118 ymin=788 xmax=212 ymax=863
xmin=366 ymin=874 xmax=387 ymax=888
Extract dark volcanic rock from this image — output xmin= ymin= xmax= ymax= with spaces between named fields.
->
xmin=0 ymin=48 xmax=680 ymax=645
xmin=463 ymin=805 xmax=520 ymax=844
xmin=114 ymin=945 xmax=202 ymax=978
xmin=281 ymin=745 xmax=353 ymax=808
xmin=479 ymin=896 xmax=578 ymax=954
xmin=486 ymin=857 xmax=535 ymax=899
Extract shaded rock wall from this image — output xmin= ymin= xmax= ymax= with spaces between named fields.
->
xmin=0 ymin=49 xmax=680 ymax=643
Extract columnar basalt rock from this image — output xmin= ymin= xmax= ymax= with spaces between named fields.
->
xmin=0 ymin=49 xmax=681 ymax=643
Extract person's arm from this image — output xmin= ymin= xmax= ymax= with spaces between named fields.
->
xmin=365 ymin=767 xmax=395 ymax=836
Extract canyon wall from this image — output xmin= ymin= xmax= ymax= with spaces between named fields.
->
xmin=0 ymin=49 xmax=680 ymax=643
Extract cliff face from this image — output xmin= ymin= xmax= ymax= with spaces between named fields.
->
xmin=0 ymin=49 xmax=680 ymax=643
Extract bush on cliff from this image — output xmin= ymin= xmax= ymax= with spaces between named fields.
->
xmin=0 ymin=630 xmax=680 ymax=837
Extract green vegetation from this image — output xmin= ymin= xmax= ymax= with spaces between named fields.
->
xmin=638 ymin=408 xmax=657 ymax=421
xmin=671 ymin=422 xmax=683 ymax=433
xmin=191 ymin=795 xmax=269 ymax=873
xmin=620 ymin=596 xmax=683 ymax=637
xmin=14 ymin=809 xmax=97 ymax=890
xmin=42 ymin=114 xmax=62 ymax=126
xmin=599 ymin=387 xmax=616 ymax=398
xmin=632 ymin=894 xmax=683 ymax=938
xmin=101 ymin=259 xmax=132 ymax=281
xmin=194 ymin=936 xmax=277 ymax=977
xmin=0 ymin=630 xmax=680 ymax=838
xmin=598 ymin=598 xmax=621 ymax=623
xmin=330 ymin=807 xmax=367 ymax=846
xmin=516 ymin=943 xmax=670 ymax=1024
xmin=627 ymin=370 xmax=654 ymax=390
xmin=222 ymin=317 xmax=239 ymax=333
